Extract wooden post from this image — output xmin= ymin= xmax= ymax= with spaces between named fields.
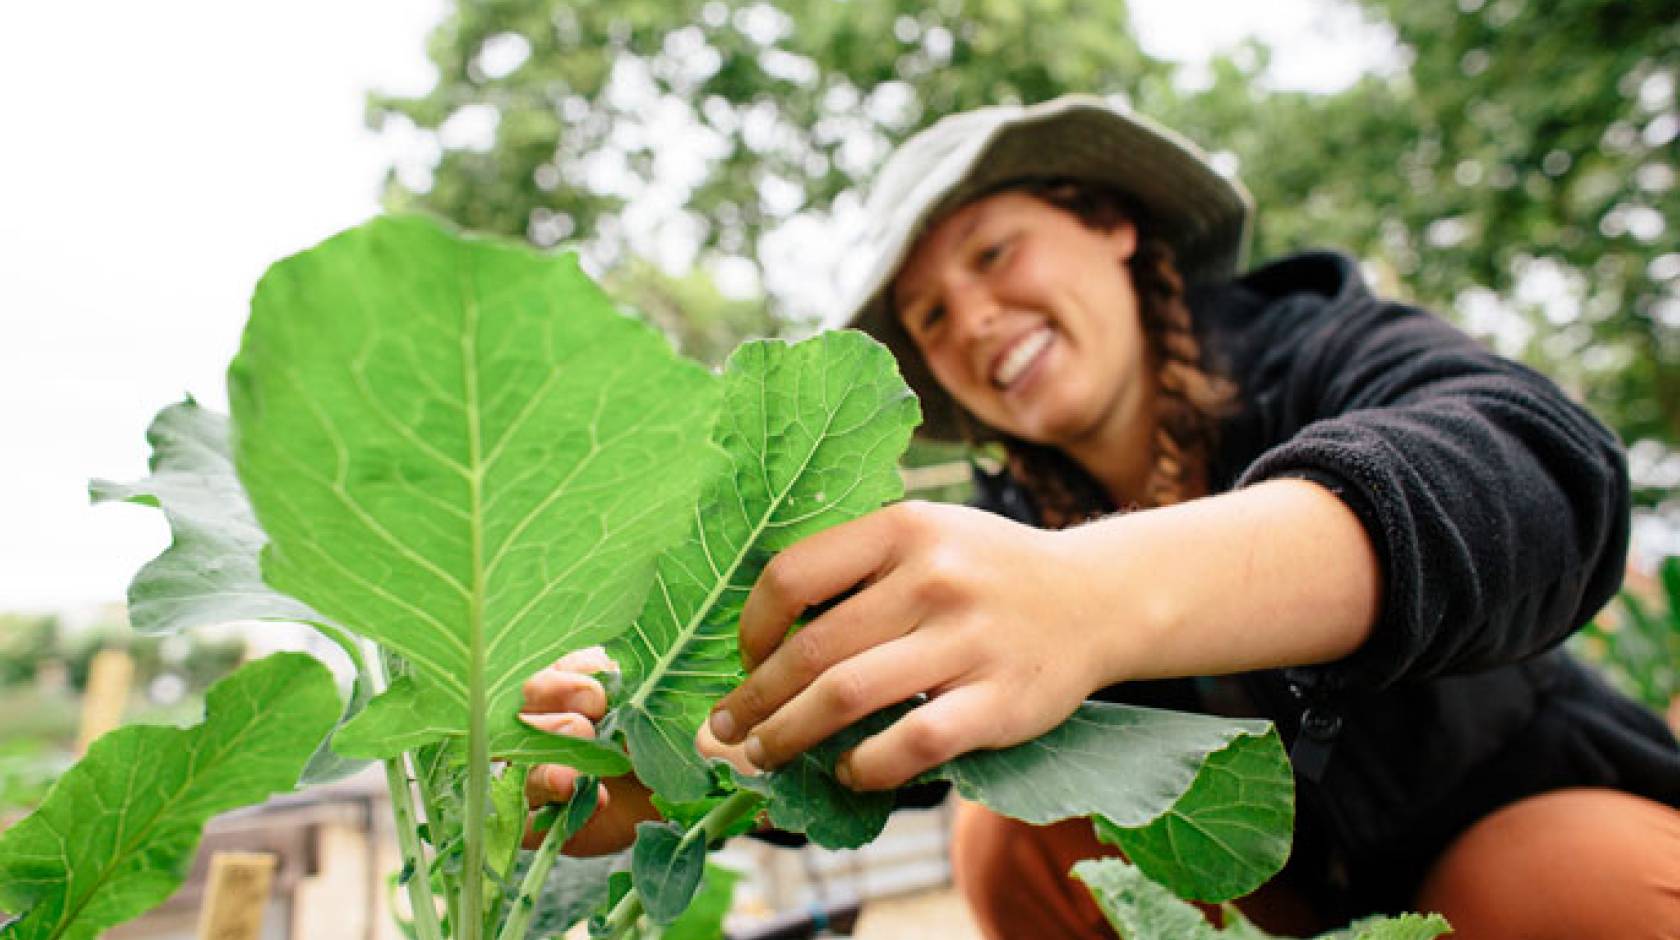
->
xmin=291 ymin=822 xmax=372 ymax=940
xmin=198 ymin=852 xmax=277 ymax=940
xmin=76 ymin=648 xmax=133 ymax=754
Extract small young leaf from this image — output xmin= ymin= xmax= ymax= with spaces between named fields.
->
xmin=486 ymin=765 xmax=530 ymax=880
xmin=631 ymin=821 xmax=708 ymax=925
xmin=660 ymin=862 xmax=741 ymax=940
xmin=608 ymin=332 xmax=919 ymax=802
xmin=1072 ymin=858 xmax=1452 ymax=940
xmin=730 ymin=706 xmax=907 ymax=849
xmin=1072 ymin=857 xmax=1219 ymax=939
xmin=0 ymin=654 xmax=339 ymax=940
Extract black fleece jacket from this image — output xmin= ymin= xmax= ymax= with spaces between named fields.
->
xmin=970 ymin=251 xmax=1680 ymax=916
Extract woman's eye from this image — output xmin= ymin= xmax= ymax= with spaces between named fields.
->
xmin=920 ymin=305 xmax=946 ymax=331
xmin=976 ymin=239 xmax=1008 ymax=269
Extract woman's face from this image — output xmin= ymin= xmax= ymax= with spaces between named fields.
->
xmin=892 ymin=190 xmax=1150 ymax=451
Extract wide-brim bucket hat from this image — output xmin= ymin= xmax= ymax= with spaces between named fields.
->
xmin=839 ymin=93 xmax=1254 ymax=442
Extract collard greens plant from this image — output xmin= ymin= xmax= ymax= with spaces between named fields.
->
xmin=1 ymin=215 xmax=1299 ymax=939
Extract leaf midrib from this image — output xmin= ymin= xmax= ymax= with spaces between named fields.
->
xmin=623 ymin=385 xmax=842 ymax=715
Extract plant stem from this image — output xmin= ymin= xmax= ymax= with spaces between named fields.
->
xmin=387 ymin=752 xmax=447 ymax=940
xmin=604 ymin=789 xmax=765 ymax=940
xmin=493 ymin=805 xmax=566 ymax=940
xmin=314 ymin=628 xmax=448 ymax=940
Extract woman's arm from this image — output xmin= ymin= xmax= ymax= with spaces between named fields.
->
xmin=707 ymin=481 xmax=1380 ymax=792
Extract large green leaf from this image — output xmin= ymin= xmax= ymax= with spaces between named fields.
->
xmin=1072 ymin=858 xmax=1452 ymax=940
xmin=1095 ymin=727 xmax=1293 ymax=902
xmin=226 ymin=214 xmax=721 ymax=758
xmin=742 ymin=699 xmax=1292 ymax=897
xmin=0 ymin=654 xmax=339 ymax=940
xmin=933 ymin=705 xmax=1276 ymax=829
xmin=605 ymin=332 xmax=919 ymax=801
xmin=933 ymin=704 xmax=1289 ymax=902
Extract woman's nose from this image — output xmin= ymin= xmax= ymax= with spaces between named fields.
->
xmin=945 ymin=281 xmax=999 ymax=341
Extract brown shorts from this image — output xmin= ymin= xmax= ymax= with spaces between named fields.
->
xmin=951 ymin=788 xmax=1680 ymax=939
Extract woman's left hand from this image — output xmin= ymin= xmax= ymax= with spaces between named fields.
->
xmin=705 ymin=500 xmax=1112 ymax=791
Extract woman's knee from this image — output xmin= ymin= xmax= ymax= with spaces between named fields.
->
xmin=1416 ymin=788 xmax=1680 ymax=940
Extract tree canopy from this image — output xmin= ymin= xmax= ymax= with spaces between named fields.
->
xmin=370 ymin=0 xmax=1678 ymax=502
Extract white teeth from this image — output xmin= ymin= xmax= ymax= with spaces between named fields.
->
xmin=993 ymin=328 xmax=1053 ymax=388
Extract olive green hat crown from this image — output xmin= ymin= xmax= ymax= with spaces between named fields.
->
xmin=838 ymin=93 xmax=1254 ymax=442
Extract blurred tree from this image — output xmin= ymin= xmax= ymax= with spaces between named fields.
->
xmin=368 ymin=0 xmax=1169 ymax=303
xmin=374 ymin=0 xmax=1677 ymax=501
xmin=1200 ymin=1 xmax=1678 ymax=496
xmin=0 ymin=614 xmax=57 ymax=688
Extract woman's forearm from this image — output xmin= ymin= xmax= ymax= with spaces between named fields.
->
xmin=1061 ymin=478 xmax=1382 ymax=691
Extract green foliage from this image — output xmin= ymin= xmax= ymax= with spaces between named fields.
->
xmin=0 ymin=654 xmax=341 ymax=940
xmin=369 ymin=0 xmax=1167 ymax=264
xmin=0 ymin=616 xmax=57 ymax=688
xmin=657 ymin=863 xmax=739 ymax=940
xmin=1072 ymin=857 xmax=1453 ymax=940
xmin=1574 ymin=555 xmax=1680 ymax=715
xmin=1092 ymin=726 xmax=1293 ymax=902
xmin=936 ymin=707 xmax=1290 ymax=902
xmin=605 ymin=331 xmax=918 ymax=802
xmin=89 ymin=404 xmax=324 ymax=635
xmin=377 ymin=0 xmax=1680 ymax=499
xmin=630 ymin=822 xmax=707 ymax=925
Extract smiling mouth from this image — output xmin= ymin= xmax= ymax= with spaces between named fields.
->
xmin=991 ymin=327 xmax=1053 ymax=389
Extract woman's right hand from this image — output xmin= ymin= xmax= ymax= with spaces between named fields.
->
xmin=519 ymin=647 xmax=657 ymax=855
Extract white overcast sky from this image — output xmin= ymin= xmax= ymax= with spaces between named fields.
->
xmin=0 ymin=0 xmax=1398 ymax=616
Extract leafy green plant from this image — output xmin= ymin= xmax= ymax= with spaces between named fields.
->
xmin=1073 ymin=858 xmax=1452 ymax=940
xmin=1 ymin=215 xmax=1296 ymax=939
xmin=1574 ymin=556 xmax=1680 ymax=722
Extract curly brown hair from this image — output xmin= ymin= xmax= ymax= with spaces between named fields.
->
xmin=951 ymin=179 xmax=1238 ymax=527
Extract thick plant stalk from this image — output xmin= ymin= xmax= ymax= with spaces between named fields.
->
xmin=387 ymin=752 xmax=446 ymax=940
xmin=605 ymin=790 xmax=765 ymax=939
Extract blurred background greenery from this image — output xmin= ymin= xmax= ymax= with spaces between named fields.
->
xmin=366 ymin=0 xmax=1678 ymax=517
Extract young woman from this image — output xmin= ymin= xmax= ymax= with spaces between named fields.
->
xmin=524 ymin=96 xmax=1680 ymax=938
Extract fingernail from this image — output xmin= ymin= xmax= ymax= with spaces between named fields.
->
xmin=835 ymin=754 xmax=855 ymax=788
xmin=710 ymin=708 xmax=737 ymax=743
xmin=744 ymin=735 xmax=766 ymax=768
xmin=520 ymin=712 xmax=576 ymax=735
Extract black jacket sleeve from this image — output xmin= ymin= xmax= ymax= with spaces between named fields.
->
xmin=1214 ymin=253 xmax=1630 ymax=694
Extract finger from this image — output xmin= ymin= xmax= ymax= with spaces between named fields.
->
xmin=712 ymin=567 xmax=918 ymax=744
xmin=516 ymin=711 xmax=596 ymax=739
xmin=563 ymin=774 xmax=658 ymax=857
xmin=695 ymin=719 xmax=760 ymax=776
xmin=740 ymin=509 xmax=904 ymax=671
xmin=554 ymin=645 xmax=619 ymax=674
xmin=837 ymin=683 xmax=993 ymax=791
xmin=743 ymin=628 xmax=973 ymax=772
xmin=521 ymin=767 xmax=613 ymax=850
xmin=522 ymin=669 xmax=609 ymax=719
xmin=525 ymin=762 xmax=582 ymax=810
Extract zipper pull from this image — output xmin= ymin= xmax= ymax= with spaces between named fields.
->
xmin=1290 ymin=705 xmax=1343 ymax=782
